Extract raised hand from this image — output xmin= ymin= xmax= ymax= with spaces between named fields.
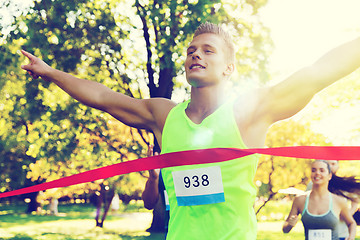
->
xmin=20 ymin=50 xmax=51 ymax=79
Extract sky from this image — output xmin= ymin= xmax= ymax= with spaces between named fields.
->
xmin=259 ymin=0 xmax=360 ymax=146
xmin=260 ymin=0 xmax=360 ymax=79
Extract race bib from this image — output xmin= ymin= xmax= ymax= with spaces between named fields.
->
xmin=164 ymin=190 xmax=170 ymax=211
xmin=308 ymin=229 xmax=332 ymax=240
xmin=172 ymin=166 xmax=224 ymax=206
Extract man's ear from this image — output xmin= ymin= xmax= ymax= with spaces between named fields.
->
xmin=224 ymin=63 xmax=235 ymax=76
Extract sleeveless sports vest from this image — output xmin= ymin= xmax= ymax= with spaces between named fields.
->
xmin=161 ymin=99 xmax=259 ymax=240
xmin=301 ymin=193 xmax=339 ymax=240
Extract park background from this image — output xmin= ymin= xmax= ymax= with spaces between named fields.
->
xmin=0 ymin=0 xmax=360 ymax=239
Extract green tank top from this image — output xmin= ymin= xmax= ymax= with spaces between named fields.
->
xmin=161 ymin=99 xmax=259 ymax=240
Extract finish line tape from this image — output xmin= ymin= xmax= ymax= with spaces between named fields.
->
xmin=0 ymin=146 xmax=359 ymax=199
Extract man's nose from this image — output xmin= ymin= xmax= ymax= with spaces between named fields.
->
xmin=192 ymin=50 xmax=201 ymax=59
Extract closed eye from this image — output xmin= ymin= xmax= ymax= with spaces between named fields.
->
xmin=187 ymin=46 xmax=196 ymax=56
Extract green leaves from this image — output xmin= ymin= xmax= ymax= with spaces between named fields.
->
xmin=255 ymin=119 xmax=330 ymax=208
xmin=0 ymin=0 xmax=271 ymax=201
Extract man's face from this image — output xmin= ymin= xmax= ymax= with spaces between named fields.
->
xmin=185 ymin=33 xmax=233 ymax=87
xmin=326 ymin=160 xmax=339 ymax=174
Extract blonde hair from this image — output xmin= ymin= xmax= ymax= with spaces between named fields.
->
xmin=193 ymin=22 xmax=235 ymax=62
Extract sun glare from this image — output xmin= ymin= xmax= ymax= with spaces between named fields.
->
xmin=260 ymin=0 xmax=360 ymax=145
xmin=192 ymin=127 xmax=214 ymax=148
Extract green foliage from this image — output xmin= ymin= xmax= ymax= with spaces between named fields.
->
xmin=300 ymin=69 xmax=360 ymax=146
xmin=133 ymin=0 xmax=272 ymax=98
xmin=0 ymin=0 xmax=271 ymax=202
xmin=255 ymin=119 xmax=331 ymax=201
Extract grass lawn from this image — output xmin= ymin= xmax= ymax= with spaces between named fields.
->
xmin=0 ymin=202 xmax=359 ymax=239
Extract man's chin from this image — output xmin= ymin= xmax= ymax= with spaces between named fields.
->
xmin=187 ymin=77 xmax=202 ymax=87
xmin=188 ymin=80 xmax=209 ymax=88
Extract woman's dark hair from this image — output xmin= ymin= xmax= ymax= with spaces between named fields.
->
xmin=329 ymin=175 xmax=360 ymax=202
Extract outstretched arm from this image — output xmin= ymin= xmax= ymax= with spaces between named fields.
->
xmin=20 ymin=50 xmax=175 ymax=135
xmin=260 ymin=37 xmax=360 ymax=124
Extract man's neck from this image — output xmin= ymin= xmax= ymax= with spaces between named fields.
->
xmin=186 ymin=84 xmax=227 ymax=124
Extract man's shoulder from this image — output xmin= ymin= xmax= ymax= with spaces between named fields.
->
xmin=146 ymin=98 xmax=177 ymax=111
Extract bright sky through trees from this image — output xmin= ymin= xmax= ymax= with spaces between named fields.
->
xmin=260 ymin=0 xmax=360 ymax=79
xmin=260 ymin=0 xmax=360 ymax=145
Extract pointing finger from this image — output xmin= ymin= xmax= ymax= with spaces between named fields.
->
xmin=21 ymin=50 xmax=38 ymax=64
xmin=21 ymin=50 xmax=33 ymax=58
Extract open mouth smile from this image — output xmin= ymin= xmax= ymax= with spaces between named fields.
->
xmin=190 ymin=64 xmax=206 ymax=70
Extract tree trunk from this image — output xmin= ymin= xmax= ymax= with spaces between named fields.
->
xmin=26 ymin=192 xmax=40 ymax=213
xmin=95 ymin=184 xmax=115 ymax=228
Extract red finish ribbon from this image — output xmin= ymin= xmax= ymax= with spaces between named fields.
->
xmin=0 ymin=146 xmax=359 ymax=199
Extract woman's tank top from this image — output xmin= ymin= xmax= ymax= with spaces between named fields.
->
xmin=301 ymin=192 xmax=339 ymax=240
